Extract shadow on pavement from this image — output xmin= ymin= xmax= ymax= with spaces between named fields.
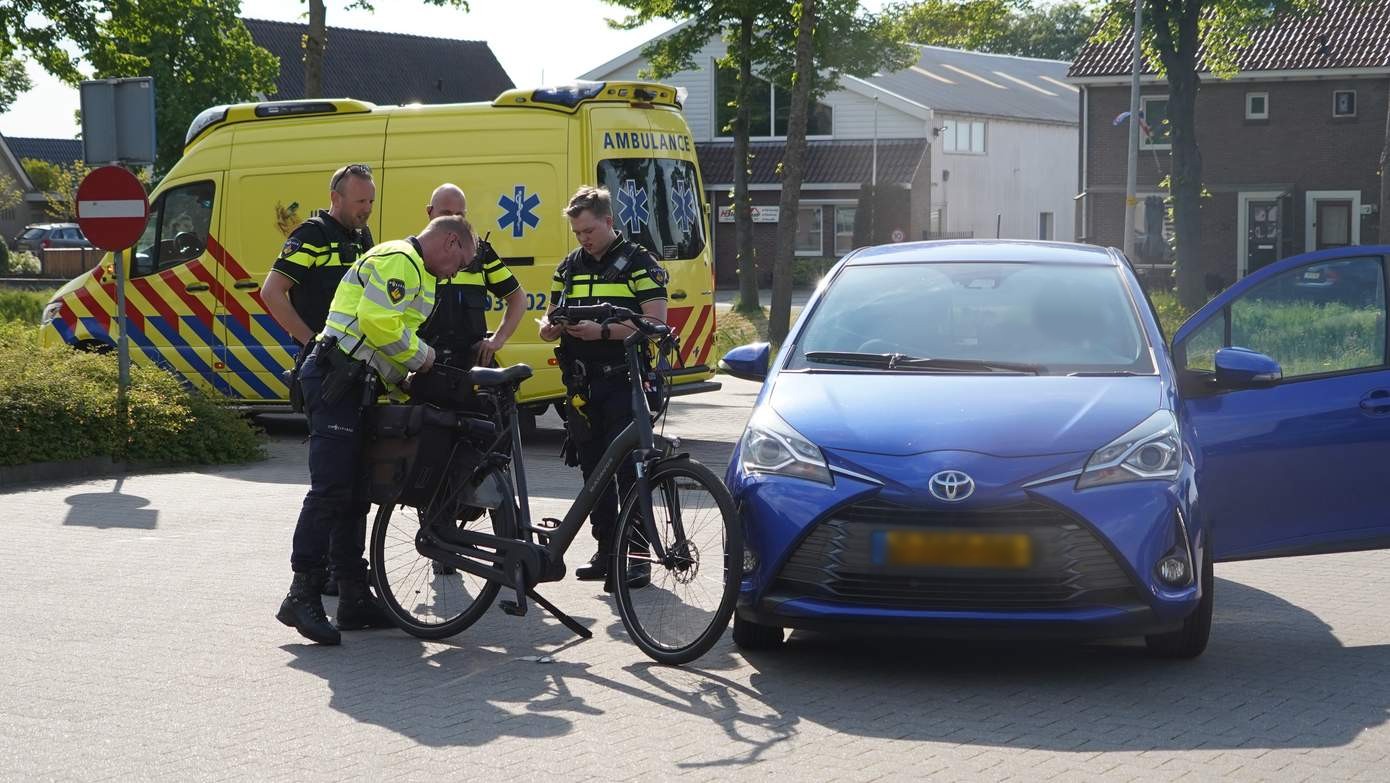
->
xmin=737 ymin=577 xmax=1390 ymax=753
xmin=62 ymin=478 xmax=159 ymax=529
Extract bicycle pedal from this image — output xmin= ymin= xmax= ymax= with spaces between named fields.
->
xmin=536 ymin=517 xmax=561 ymax=530
xmin=498 ymin=599 xmax=527 ymax=617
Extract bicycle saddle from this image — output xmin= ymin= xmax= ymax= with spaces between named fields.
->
xmin=468 ymin=364 xmax=533 ymax=387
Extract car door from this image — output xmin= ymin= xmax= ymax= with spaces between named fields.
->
xmin=1172 ymin=247 xmax=1390 ymax=561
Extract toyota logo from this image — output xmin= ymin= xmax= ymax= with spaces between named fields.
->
xmin=929 ymin=470 xmax=975 ymax=502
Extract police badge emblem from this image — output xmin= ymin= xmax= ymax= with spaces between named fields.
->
xmin=650 ymin=264 xmax=670 ymax=286
xmin=280 ymin=237 xmax=302 ymax=257
xmin=387 ymin=279 xmax=406 ymax=303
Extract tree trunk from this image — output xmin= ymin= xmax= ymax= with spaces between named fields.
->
xmin=769 ymin=0 xmax=816 ymax=347
xmin=304 ymin=0 xmax=326 ymax=99
xmin=1153 ymin=1 xmax=1205 ymax=310
xmin=734 ymin=15 xmax=760 ymax=313
xmin=1380 ymin=76 xmax=1389 ymax=243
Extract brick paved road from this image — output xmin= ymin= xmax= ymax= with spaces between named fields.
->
xmin=3 ymin=377 xmax=1389 ymax=780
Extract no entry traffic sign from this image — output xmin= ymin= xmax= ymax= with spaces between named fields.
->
xmin=76 ymin=166 xmax=149 ymax=251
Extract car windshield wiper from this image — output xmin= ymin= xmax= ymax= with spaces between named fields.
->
xmin=1066 ymin=370 xmax=1142 ymax=377
xmin=802 ymin=351 xmax=1041 ymax=375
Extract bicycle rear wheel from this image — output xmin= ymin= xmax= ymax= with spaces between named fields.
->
xmin=612 ymin=458 xmax=742 ymax=665
xmin=370 ymin=464 xmax=516 ymax=639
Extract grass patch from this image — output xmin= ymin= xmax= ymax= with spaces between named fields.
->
xmin=1147 ymin=289 xmax=1194 ymax=341
xmin=0 ymin=321 xmax=266 ymax=467
xmin=0 ymin=288 xmax=57 ymax=325
xmin=712 ymin=307 xmax=770 ymax=364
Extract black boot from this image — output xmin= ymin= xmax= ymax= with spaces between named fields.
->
xmin=334 ymin=576 xmax=395 ymax=631
xmin=575 ymin=548 xmax=610 ymax=581
xmin=276 ymin=571 xmax=341 ymax=645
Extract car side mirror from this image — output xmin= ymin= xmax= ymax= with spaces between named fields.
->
xmin=719 ymin=342 xmax=770 ymax=383
xmin=174 ymin=231 xmax=204 ymax=258
xmin=1214 ymin=347 xmax=1282 ymax=389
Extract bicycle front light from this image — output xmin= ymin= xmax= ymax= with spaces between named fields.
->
xmin=1077 ymin=410 xmax=1181 ymax=489
xmin=739 ymin=406 xmax=832 ymax=485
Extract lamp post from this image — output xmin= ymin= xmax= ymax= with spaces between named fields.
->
xmin=1122 ymin=0 xmax=1144 ymax=259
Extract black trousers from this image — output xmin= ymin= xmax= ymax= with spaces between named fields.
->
xmin=575 ymin=373 xmax=637 ymax=547
xmin=290 ymin=357 xmax=371 ymax=578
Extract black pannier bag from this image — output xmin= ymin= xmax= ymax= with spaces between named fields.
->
xmin=405 ymin=361 xmax=477 ymax=410
xmin=366 ymin=404 xmax=483 ymax=509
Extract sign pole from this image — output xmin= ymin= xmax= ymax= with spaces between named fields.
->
xmin=114 ymin=245 xmax=130 ymax=430
xmin=1122 ymin=0 xmax=1144 ymax=259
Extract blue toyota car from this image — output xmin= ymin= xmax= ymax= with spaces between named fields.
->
xmin=721 ymin=240 xmax=1390 ymax=658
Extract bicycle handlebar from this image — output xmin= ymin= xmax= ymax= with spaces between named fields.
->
xmin=549 ymin=304 xmax=671 ymax=337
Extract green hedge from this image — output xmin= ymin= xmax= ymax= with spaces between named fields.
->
xmin=0 ymin=321 xmax=266 ymax=467
xmin=0 ymin=288 xmax=54 ymax=324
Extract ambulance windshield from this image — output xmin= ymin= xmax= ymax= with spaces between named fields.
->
xmin=596 ymin=158 xmax=706 ymax=260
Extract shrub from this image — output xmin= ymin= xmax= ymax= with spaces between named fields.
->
xmin=4 ymin=250 xmax=41 ymax=276
xmin=0 ymin=287 xmax=54 ymax=324
xmin=1148 ymin=290 xmax=1194 ymax=340
xmin=0 ymin=321 xmax=265 ymax=467
xmin=0 ymin=241 xmax=8 ymax=272
xmin=791 ymin=258 xmax=836 ymax=288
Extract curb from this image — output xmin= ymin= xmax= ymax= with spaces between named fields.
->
xmin=0 ymin=457 xmax=163 ymax=490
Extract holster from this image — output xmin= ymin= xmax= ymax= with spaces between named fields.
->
xmin=315 ymin=336 xmax=368 ymax=407
xmin=285 ymin=341 xmax=313 ymax=413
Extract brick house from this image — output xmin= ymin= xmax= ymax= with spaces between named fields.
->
xmin=1069 ymin=0 xmax=1390 ymax=287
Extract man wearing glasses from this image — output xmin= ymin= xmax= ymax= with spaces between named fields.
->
xmin=263 ymin=163 xmax=376 ymax=599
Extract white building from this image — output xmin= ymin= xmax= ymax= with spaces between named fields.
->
xmin=583 ymin=31 xmax=1079 ymax=285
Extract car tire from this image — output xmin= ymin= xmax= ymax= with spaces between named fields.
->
xmin=732 ymin=614 xmax=785 ymax=650
xmin=1144 ymin=554 xmax=1213 ymax=659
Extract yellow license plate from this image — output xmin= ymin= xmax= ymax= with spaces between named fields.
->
xmin=879 ymin=530 xmax=1033 ymax=569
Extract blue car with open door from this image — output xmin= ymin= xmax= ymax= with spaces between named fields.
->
xmin=721 ymin=240 xmax=1390 ymax=658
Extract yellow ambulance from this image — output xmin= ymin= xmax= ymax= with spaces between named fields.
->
xmin=39 ymin=82 xmax=720 ymax=419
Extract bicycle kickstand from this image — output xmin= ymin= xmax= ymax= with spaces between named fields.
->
xmin=528 ymin=589 xmax=593 ymax=640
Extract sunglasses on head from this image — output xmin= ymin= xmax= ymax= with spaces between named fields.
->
xmin=331 ymin=163 xmax=372 ymax=191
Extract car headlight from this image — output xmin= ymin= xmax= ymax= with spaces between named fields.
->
xmin=40 ymin=301 xmax=62 ymax=327
xmin=1076 ymin=410 xmax=1181 ymax=489
xmin=740 ymin=406 xmax=832 ymax=485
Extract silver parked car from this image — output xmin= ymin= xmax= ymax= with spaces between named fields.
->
xmin=13 ymin=223 xmax=93 ymax=254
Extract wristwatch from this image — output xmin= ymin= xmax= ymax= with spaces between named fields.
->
xmin=600 ymin=324 xmax=612 ymax=341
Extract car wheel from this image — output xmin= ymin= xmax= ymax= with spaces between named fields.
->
xmin=1145 ymin=555 xmax=1213 ymax=659
xmin=732 ymin=614 xmax=785 ymax=650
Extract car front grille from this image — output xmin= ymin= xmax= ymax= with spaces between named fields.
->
xmin=771 ymin=500 xmax=1143 ymax=612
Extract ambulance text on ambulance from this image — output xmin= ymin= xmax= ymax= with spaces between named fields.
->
xmin=602 ymin=131 xmax=693 ymax=153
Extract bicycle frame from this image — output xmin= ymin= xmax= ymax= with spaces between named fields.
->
xmin=414 ymin=326 xmax=681 ymax=613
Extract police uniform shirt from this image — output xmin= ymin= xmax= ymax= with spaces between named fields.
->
xmin=419 ymin=254 xmax=521 ymax=351
xmin=272 ymin=210 xmax=375 ymax=336
xmin=550 ymin=235 xmax=668 ymax=363
xmin=320 ymin=237 xmax=436 ymax=386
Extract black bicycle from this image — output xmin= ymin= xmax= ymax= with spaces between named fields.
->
xmin=367 ymin=304 xmax=741 ymax=665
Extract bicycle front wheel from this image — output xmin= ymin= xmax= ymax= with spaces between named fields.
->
xmin=612 ymin=458 xmax=742 ymax=665
xmin=370 ymin=464 xmax=516 ymax=639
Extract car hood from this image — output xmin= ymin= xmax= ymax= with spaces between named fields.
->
xmin=767 ymin=371 xmax=1164 ymax=457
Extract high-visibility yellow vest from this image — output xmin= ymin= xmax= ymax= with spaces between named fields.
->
xmin=320 ymin=237 xmax=436 ymax=384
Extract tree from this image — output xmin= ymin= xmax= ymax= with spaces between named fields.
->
xmin=0 ymin=171 xmax=21 ymax=214
xmin=1381 ymin=79 xmax=1389 ymax=241
xmin=761 ymin=0 xmax=914 ymax=344
xmin=86 ymin=0 xmax=280 ymax=175
xmin=0 ymin=1 xmax=100 ymax=112
xmin=1097 ymin=0 xmax=1311 ymax=309
xmin=604 ymin=0 xmax=781 ymax=314
xmin=299 ymin=1 xmax=468 ymax=99
xmin=22 ymin=158 xmax=91 ymax=221
xmin=887 ymin=0 xmax=1100 ymax=61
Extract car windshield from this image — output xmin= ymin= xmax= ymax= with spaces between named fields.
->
xmin=791 ymin=262 xmax=1154 ymax=376
xmin=20 ymin=228 xmax=43 ymax=239
xmin=596 ymin=158 xmax=706 ymax=260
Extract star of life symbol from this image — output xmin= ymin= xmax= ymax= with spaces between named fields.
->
xmin=672 ymin=176 xmax=698 ymax=234
xmin=616 ymin=179 xmax=650 ymax=234
xmin=498 ymin=185 xmax=540 ymax=238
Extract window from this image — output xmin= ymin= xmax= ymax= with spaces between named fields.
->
xmin=132 ymin=180 xmax=216 ymax=277
xmin=1334 ymin=90 xmax=1357 ymax=117
xmin=714 ymin=65 xmax=833 ymax=138
xmin=795 ymin=207 xmax=823 ymax=255
xmin=1038 ymin=212 xmax=1054 ymax=240
xmin=942 ymin=118 xmax=986 ymax=154
xmin=596 ymin=158 xmax=707 ymax=260
xmin=1184 ymin=257 xmax=1387 ymax=379
xmin=1140 ymin=96 xmax=1171 ymax=149
xmin=834 ymin=206 xmax=856 ymax=255
xmin=1246 ymin=92 xmax=1268 ymax=120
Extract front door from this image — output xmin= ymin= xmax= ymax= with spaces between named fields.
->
xmin=1172 ymin=249 xmax=1390 ymax=561
xmin=1245 ymin=199 xmax=1281 ymax=274
xmin=1316 ymin=201 xmax=1353 ymax=249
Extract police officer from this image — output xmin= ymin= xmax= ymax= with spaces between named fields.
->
xmin=539 ymin=186 xmax=668 ymax=587
xmin=276 ymin=215 xmax=477 ymax=645
xmin=263 ymin=163 xmax=375 ymax=347
xmin=262 ymin=163 xmax=376 ymax=598
xmin=417 ymin=183 xmax=527 ymax=367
